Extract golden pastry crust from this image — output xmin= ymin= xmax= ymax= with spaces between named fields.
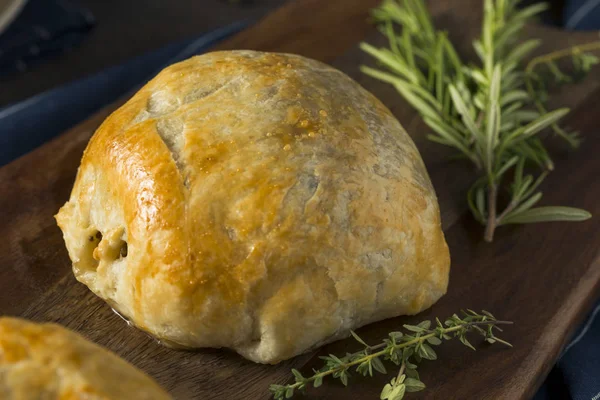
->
xmin=55 ymin=50 xmax=450 ymax=364
xmin=0 ymin=317 xmax=171 ymax=400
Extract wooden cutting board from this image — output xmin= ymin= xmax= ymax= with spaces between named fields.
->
xmin=1 ymin=0 xmax=599 ymax=399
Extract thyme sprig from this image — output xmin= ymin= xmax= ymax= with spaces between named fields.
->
xmin=270 ymin=310 xmax=512 ymax=399
xmin=360 ymin=0 xmax=594 ymax=241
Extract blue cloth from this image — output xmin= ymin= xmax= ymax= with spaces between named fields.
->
xmin=0 ymin=0 xmax=95 ymax=76
xmin=535 ymin=303 xmax=600 ymax=400
xmin=557 ymin=304 xmax=600 ymax=399
xmin=565 ymin=0 xmax=600 ymax=30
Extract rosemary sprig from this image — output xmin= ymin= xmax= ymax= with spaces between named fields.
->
xmin=360 ymin=0 xmax=594 ymax=242
xmin=270 ymin=310 xmax=512 ymax=399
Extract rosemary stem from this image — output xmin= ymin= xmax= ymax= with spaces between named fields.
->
xmin=484 ymin=183 xmax=498 ymax=242
xmin=284 ymin=320 xmax=513 ymax=391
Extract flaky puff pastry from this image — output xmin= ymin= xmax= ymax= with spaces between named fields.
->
xmin=0 ymin=317 xmax=171 ymax=399
xmin=55 ymin=51 xmax=450 ymax=364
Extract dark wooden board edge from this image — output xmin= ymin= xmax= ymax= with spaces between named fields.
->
xmin=1 ymin=0 xmax=600 ymax=399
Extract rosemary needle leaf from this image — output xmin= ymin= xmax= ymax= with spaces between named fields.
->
xmin=449 ymin=85 xmax=482 ymax=142
xmin=514 ymin=175 xmax=534 ymax=202
xmin=360 ymin=43 xmax=418 ymax=83
xmin=475 ymin=185 xmax=487 ymax=222
xmin=506 ymin=39 xmax=540 ymax=65
xmin=500 ymin=192 xmax=544 ymax=224
xmin=522 ymin=108 xmax=570 ymax=136
xmin=503 ymin=108 xmax=570 ymax=146
xmin=471 ymin=69 xmax=489 ymax=85
xmin=495 ymin=155 xmax=520 ymax=179
xmin=393 ymin=82 xmax=441 ymax=120
xmin=511 ymin=110 xmax=541 ymax=123
xmin=496 ymin=19 xmax=526 ymax=51
xmin=473 ymin=40 xmax=487 ymax=63
xmin=467 ymin=184 xmax=481 ymax=221
xmin=500 ymin=206 xmax=592 ymax=224
xmin=520 ymin=171 xmax=548 ymax=200
xmin=500 ymin=90 xmax=529 ymax=107
xmin=359 ymin=65 xmax=401 ymax=85
xmin=511 ymin=2 xmax=549 ymax=24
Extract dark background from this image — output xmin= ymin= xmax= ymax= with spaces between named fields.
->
xmin=1 ymin=0 xmax=571 ymax=108
xmin=0 ymin=0 xmax=287 ymax=107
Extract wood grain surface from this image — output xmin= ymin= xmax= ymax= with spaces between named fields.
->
xmin=1 ymin=0 xmax=599 ymax=399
